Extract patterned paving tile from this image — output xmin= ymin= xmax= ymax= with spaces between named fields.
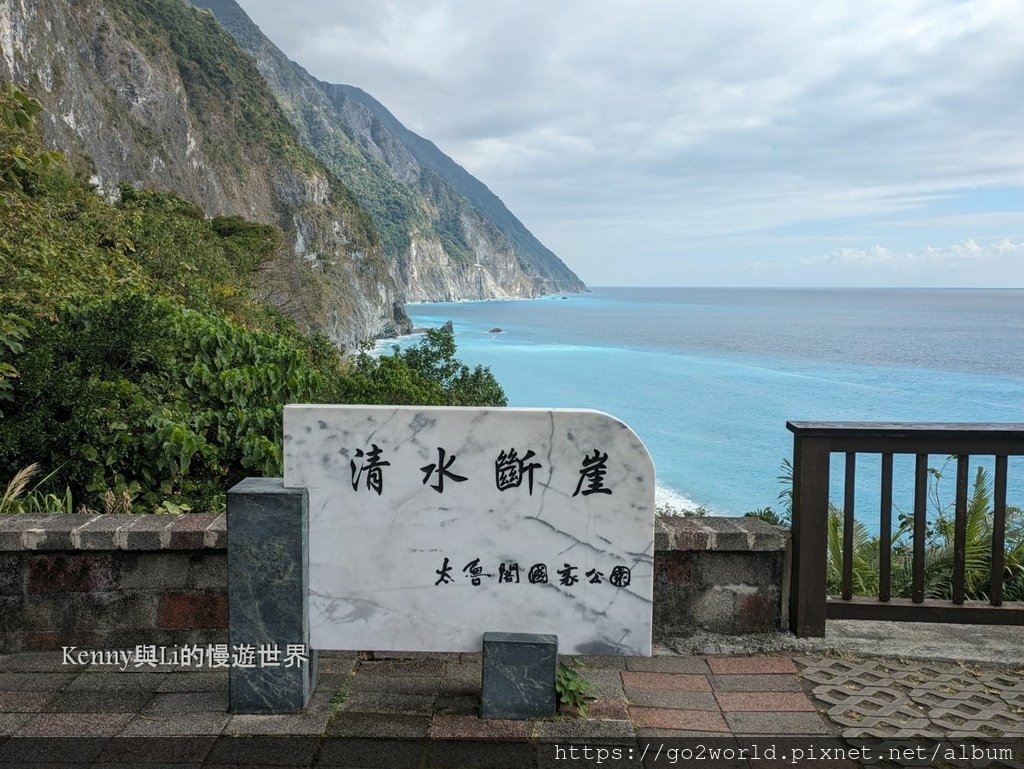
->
xmin=799 ymin=655 xmax=1024 ymax=740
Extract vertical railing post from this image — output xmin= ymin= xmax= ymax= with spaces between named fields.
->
xmin=789 ymin=433 xmax=831 ymax=637
xmin=953 ymin=455 xmax=969 ymax=605
xmin=992 ymin=455 xmax=1008 ymax=606
xmin=878 ymin=453 xmax=893 ymax=602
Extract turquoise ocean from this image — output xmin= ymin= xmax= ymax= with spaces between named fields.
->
xmin=388 ymin=287 xmax=1024 ymax=532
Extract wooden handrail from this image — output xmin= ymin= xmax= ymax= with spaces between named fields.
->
xmin=787 ymin=422 xmax=1024 ymax=637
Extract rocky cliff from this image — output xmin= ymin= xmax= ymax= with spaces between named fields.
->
xmin=186 ymin=0 xmax=586 ymax=303
xmin=0 ymin=0 xmax=411 ymax=346
xmin=0 ymin=0 xmax=583 ymax=347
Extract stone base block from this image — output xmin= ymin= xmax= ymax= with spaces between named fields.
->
xmin=481 ymin=631 xmax=557 ymax=720
xmin=227 ymin=477 xmax=318 ymax=714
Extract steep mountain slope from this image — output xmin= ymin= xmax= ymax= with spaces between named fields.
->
xmin=186 ymin=0 xmax=586 ymax=301
xmin=0 ymin=0 xmax=408 ymax=346
xmin=333 ymin=84 xmax=584 ymax=294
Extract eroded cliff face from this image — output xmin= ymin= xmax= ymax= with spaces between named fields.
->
xmin=187 ymin=0 xmax=586 ymax=307
xmin=0 ymin=0 xmax=410 ymax=347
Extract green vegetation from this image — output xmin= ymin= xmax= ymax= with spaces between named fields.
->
xmin=295 ymin=104 xmax=423 ymax=260
xmin=102 ymin=0 xmax=378 ymax=251
xmin=745 ymin=459 xmax=1024 ymax=602
xmin=555 ymin=660 xmax=594 ymax=718
xmin=0 ymin=82 xmax=504 ymax=514
xmin=417 ymin=168 xmax=477 ymax=265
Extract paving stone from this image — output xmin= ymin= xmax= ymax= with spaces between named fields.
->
xmin=371 ymin=651 xmax=457 ymax=661
xmin=0 ymin=713 xmax=33 ymax=736
xmin=156 ymin=671 xmax=227 ymax=692
xmin=0 ymin=652 xmax=74 ymax=673
xmin=0 ymin=673 xmax=77 ymax=691
xmin=635 ymin=727 xmax=739 ymax=738
xmin=431 ymin=714 xmax=530 ymax=739
xmin=714 ymin=691 xmax=816 ymax=712
xmin=588 ymin=699 xmax=631 ymax=720
xmin=436 ymin=676 xmax=478 ymax=698
xmin=203 ymin=735 xmax=320 ymax=766
xmin=317 ymin=736 xmax=426 ymax=768
xmin=0 ymin=735 xmax=109 ymax=763
xmin=16 ymin=712 xmax=134 ymax=736
xmin=224 ymin=705 xmax=333 ymax=737
xmin=628 ymin=707 xmax=728 ymax=732
xmin=142 ymin=691 xmax=228 ymax=713
xmin=349 ymin=674 xmax=440 ymax=696
xmin=624 ymin=688 xmax=719 ymax=710
xmin=95 ymin=735 xmax=217 ymax=764
xmin=443 ymin=658 xmax=483 ymax=684
xmin=356 ymin=659 xmax=446 ymax=677
xmin=329 ymin=712 xmax=430 ymax=739
xmin=43 ymin=690 xmax=152 ymax=713
xmin=929 ymin=705 xmax=1024 ymax=737
xmin=621 ymin=672 xmax=711 ymax=691
xmin=708 ymin=674 xmax=803 ymax=692
xmin=119 ymin=712 xmax=230 ymax=736
xmin=813 ymin=685 xmax=902 ymax=708
xmin=799 ymin=658 xmax=915 ymax=687
xmin=625 ymin=657 xmax=711 ymax=674
xmin=67 ymin=671 xmax=167 ymax=692
xmin=0 ymin=692 xmax=52 ymax=713
xmin=433 ymin=692 xmax=479 ymax=716
xmin=338 ymin=692 xmax=435 ymax=716
xmin=429 ymin=739 xmax=535 ymax=769
xmin=583 ymin=669 xmax=628 ymax=700
xmin=706 ymin=656 xmax=798 ymax=675
xmin=977 ymin=671 xmax=1024 ymax=692
xmin=317 ymin=653 xmax=359 ymax=677
xmin=723 ymin=711 xmax=831 ymax=735
xmin=534 ymin=717 xmax=635 ymax=740
xmin=572 ymin=655 xmax=628 ymax=670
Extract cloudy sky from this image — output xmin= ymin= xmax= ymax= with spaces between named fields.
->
xmin=232 ymin=0 xmax=1024 ymax=288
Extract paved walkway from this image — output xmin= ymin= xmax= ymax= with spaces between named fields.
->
xmin=0 ymin=648 xmax=1022 ymax=767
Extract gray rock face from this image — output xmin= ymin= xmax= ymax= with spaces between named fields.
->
xmin=1 ymin=0 xmax=583 ymax=347
xmin=0 ymin=0 xmax=405 ymax=348
xmin=188 ymin=0 xmax=587 ymax=303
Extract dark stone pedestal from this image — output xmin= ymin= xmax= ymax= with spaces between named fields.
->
xmin=481 ymin=632 xmax=557 ymax=720
xmin=227 ymin=478 xmax=318 ymax=713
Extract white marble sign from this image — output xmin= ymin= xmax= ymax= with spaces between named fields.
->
xmin=283 ymin=405 xmax=655 ymax=655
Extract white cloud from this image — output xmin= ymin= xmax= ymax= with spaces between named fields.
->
xmin=812 ymin=239 xmax=1024 ymax=269
xmin=232 ymin=0 xmax=1024 ymax=286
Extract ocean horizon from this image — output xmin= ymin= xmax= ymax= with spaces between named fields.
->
xmin=388 ymin=287 xmax=1024 ymax=533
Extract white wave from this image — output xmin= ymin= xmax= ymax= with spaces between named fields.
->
xmin=654 ymin=483 xmax=714 ymax=515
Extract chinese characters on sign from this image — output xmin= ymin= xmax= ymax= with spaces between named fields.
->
xmin=347 ymin=445 xmax=615 ymax=497
xmin=289 ymin=405 xmax=656 ymax=655
xmin=350 ymin=444 xmax=389 ymax=494
xmin=432 ymin=558 xmax=633 ymax=589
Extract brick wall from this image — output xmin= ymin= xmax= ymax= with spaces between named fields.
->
xmin=0 ymin=514 xmax=227 ymax=652
xmin=0 ymin=513 xmax=787 ymax=652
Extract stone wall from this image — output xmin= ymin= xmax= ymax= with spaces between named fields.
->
xmin=653 ymin=516 xmax=789 ymax=638
xmin=0 ymin=513 xmax=787 ymax=653
xmin=0 ymin=514 xmax=227 ymax=653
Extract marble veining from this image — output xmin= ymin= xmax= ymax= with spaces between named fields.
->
xmin=284 ymin=405 xmax=655 ymax=655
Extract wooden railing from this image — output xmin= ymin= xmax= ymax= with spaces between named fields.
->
xmin=787 ymin=422 xmax=1024 ymax=637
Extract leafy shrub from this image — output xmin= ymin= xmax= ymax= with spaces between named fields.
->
xmin=0 ymin=81 xmax=507 ymax=513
